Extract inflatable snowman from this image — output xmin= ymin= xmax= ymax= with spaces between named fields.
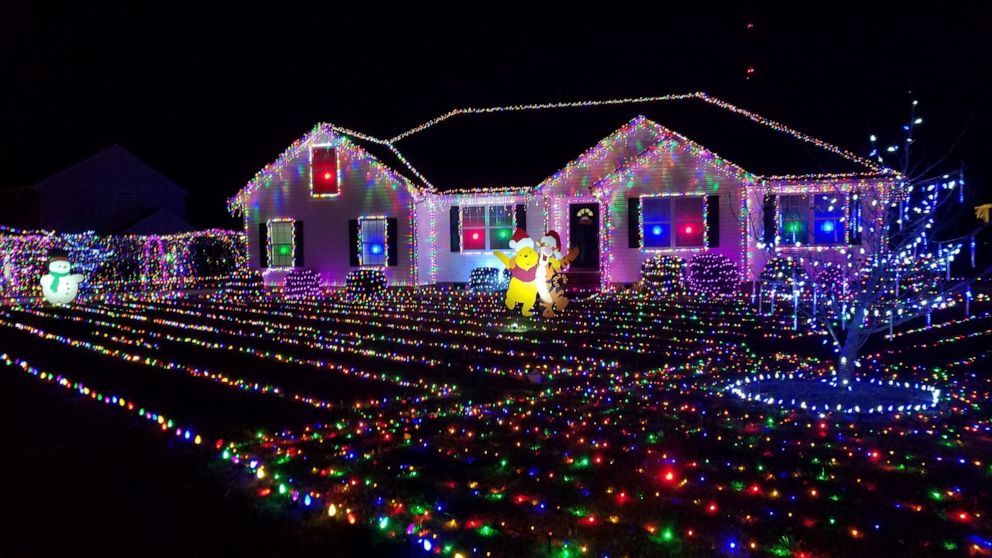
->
xmin=40 ymin=250 xmax=85 ymax=305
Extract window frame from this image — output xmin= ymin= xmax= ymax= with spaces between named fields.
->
xmin=641 ymin=197 xmax=672 ymax=249
xmin=639 ymin=194 xmax=707 ymax=250
xmin=358 ymin=216 xmax=388 ymax=267
xmin=460 ymin=203 xmax=515 ymax=252
xmin=309 ymin=143 xmax=342 ymax=198
xmin=777 ymin=193 xmax=848 ymax=246
xmin=267 ymin=218 xmax=295 ymax=269
xmin=812 ymin=194 xmax=846 ymax=245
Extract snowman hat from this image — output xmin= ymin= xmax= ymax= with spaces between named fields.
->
xmin=541 ymin=230 xmax=562 ymax=258
xmin=508 ymin=228 xmax=533 ymax=251
xmin=47 ymin=248 xmax=69 ymax=263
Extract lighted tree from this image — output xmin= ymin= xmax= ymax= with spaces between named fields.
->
xmin=760 ymin=99 xmax=988 ymax=382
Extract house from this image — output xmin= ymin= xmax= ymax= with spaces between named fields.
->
xmin=228 ymin=93 xmax=896 ymax=289
xmin=0 ymin=145 xmax=191 ymax=235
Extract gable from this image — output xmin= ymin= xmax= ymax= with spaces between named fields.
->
xmin=536 ymin=116 xmax=664 ymax=197
xmin=229 ymin=125 xmax=421 ymax=216
xmin=594 ymin=123 xmax=757 ymax=197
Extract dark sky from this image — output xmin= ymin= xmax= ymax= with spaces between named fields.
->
xmin=3 ymin=4 xmax=989 ymax=228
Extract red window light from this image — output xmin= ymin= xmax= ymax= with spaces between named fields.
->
xmin=463 ymin=228 xmax=486 ymax=250
xmin=312 ymin=146 xmax=339 ymax=195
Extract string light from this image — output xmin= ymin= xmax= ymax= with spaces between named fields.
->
xmin=1 ymin=285 xmax=988 ymax=557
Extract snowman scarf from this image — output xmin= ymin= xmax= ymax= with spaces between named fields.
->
xmin=49 ymin=270 xmax=69 ymax=291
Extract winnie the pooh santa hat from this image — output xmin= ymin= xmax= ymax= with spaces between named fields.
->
xmin=508 ymin=228 xmax=534 ymax=251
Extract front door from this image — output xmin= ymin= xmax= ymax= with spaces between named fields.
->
xmin=568 ymin=203 xmax=599 ymax=270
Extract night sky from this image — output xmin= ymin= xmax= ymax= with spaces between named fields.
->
xmin=3 ymin=4 xmax=989 ymax=229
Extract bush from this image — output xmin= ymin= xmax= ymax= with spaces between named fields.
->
xmin=687 ymin=253 xmax=739 ymax=296
xmin=284 ymin=268 xmax=323 ymax=298
xmin=189 ymin=235 xmax=238 ymax=278
xmin=760 ymin=256 xmax=809 ymax=292
xmin=470 ymin=267 xmax=500 ymax=292
xmin=814 ymin=264 xmax=846 ymax=298
xmin=470 ymin=267 xmax=511 ymax=292
xmin=346 ymin=268 xmax=387 ymax=298
xmin=640 ymin=255 xmax=686 ymax=295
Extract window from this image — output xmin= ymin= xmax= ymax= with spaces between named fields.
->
xmin=813 ymin=195 xmax=845 ymax=245
xmin=360 ymin=217 xmax=387 ymax=266
xmin=641 ymin=198 xmax=671 ymax=248
xmin=641 ymin=196 xmax=705 ymax=248
xmin=779 ymin=194 xmax=809 ymax=244
xmin=268 ymin=220 xmax=295 ymax=268
xmin=461 ymin=204 xmax=513 ymax=250
xmin=673 ymin=197 xmax=705 ymax=247
xmin=462 ymin=206 xmax=487 ymax=250
xmin=311 ymin=145 xmax=339 ymax=196
xmin=488 ymin=205 xmax=514 ymax=250
xmin=778 ymin=194 xmax=846 ymax=245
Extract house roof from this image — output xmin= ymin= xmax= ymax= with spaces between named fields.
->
xmin=35 ymin=144 xmax=188 ymax=197
xmin=388 ymin=93 xmax=884 ymax=191
xmin=339 ymin=134 xmax=428 ymax=189
xmin=231 ymin=93 xmax=890 ymax=213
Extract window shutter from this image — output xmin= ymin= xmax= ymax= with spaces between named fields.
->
xmin=706 ymin=195 xmax=720 ymax=248
xmin=627 ymin=197 xmax=641 ymax=248
xmin=386 ymin=218 xmax=399 ymax=266
xmin=515 ymin=204 xmax=527 ymax=232
xmin=348 ymin=219 xmax=360 ymax=266
xmin=449 ymin=205 xmax=461 ymax=252
xmin=762 ymin=195 xmax=777 ymax=245
xmin=258 ymin=222 xmax=268 ymax=267
xmin=293 ymin=221 xmax=304 ymax=267
xmin=848 ymin=192 xmax=862 ymax=245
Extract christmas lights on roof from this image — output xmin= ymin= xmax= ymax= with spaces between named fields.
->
xmin=229 ymin=93 xmax=896 ymax=213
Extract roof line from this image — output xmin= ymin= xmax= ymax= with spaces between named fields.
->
xmin=233 ymin=93 xmax=893 ymax=209
xmin=388 ymin=93 xmax=704 ymax=143
xmin=324 ymin=123 xmax=437 ymax=189
xmin=695 ymin=93 xmax=884 ymax=173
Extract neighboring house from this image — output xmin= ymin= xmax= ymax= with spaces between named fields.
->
xmin=228 ymin=93 xmax=896 ymax=289
xmin=0 ymin=145 xmax=191 ymax=235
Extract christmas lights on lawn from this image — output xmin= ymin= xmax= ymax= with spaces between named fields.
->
xmin=2 ymin=285 xmax=990 ymax=557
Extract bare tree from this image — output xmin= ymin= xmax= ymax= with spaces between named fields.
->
xmin=759 ymin=98 xmax=988 ymax=381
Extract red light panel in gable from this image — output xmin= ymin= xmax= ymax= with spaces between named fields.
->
xmin=312 ymin=147 xmax=339 ymax=195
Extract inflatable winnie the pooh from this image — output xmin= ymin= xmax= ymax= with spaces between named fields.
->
xmin=493 ymin=229 xmax=540 ymax=317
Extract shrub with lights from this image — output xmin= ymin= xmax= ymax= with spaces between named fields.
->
xmin=686 ymin=253 xmax=739 ymax=297
xmin=760 ymin=256 xmax=809 ymax=294
xmin=346 ymin=269 xmax=387 ymax=299
xmin=814 ymin=263 xmax=847 ymax=299
xmin=469 ymin=267 xmax=508 ymax=293
xmin=284 ymin=268 xmax=324 ymax=299
xmin=640 ymin=255 xmax=686 ymax=296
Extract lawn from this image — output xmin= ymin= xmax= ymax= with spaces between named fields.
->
xmin=1 ymin=288 xmax=990 ymax=557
